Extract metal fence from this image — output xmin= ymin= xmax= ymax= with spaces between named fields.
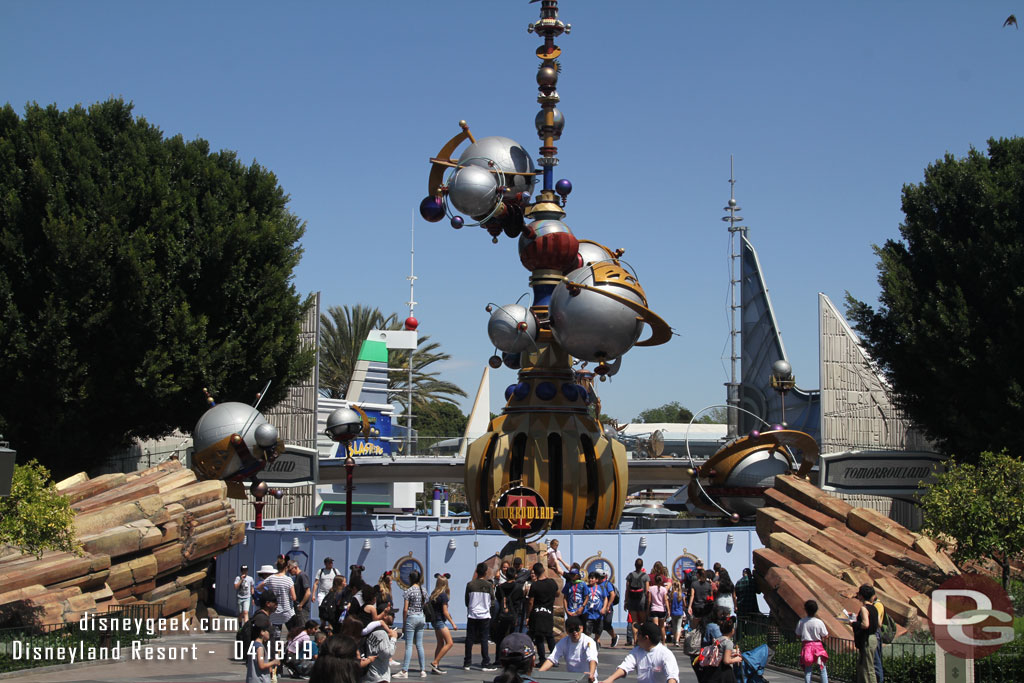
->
xmin=736 ymin=613 xmax=1024 ymax=683
xmin=0 ymin=603 xmax=163 ymax=674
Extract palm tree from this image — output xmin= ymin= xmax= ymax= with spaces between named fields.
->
xmin=318 ymin=304 xmax=466 ymax=409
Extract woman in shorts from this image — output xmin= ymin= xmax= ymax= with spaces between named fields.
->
xmin=428 ymin=573 xmax=457 ymax=674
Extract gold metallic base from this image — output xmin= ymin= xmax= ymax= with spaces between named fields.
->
xmin=465 ymin=412 xmax=627 ymax=530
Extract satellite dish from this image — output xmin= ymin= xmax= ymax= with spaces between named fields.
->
xmin=637 ymin=429 xmax=665 ymax=458
xmin=650 ymin=429 xmax=665 ymax=457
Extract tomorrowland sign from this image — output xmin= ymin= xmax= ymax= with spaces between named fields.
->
xmin=489 ymin=482 xmax=555 ymax=541
xmin=819 ymin=449 xmax=945 ymax=497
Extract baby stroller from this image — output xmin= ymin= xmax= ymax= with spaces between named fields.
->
xmin=735 ymin=643 xmax=773 ymax=683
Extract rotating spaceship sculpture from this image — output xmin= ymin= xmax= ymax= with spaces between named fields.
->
xmin=419 ymin=0 xmax=672 ymax=531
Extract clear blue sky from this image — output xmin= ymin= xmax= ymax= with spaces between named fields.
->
xmin=3 ymin=2 xmax=1022 ymax=425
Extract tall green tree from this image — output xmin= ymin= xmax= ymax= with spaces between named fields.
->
xmin=919 ymin=451 xmax=1024 ymax=589
xmin=318 ymin=304 xmax=465 ymax=406
xmin=847 ymin=138 xmax=1024 ymax=464
xmin=0 ymin=100 xmax=312 ymax=478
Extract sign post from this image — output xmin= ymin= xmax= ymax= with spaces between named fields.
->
xmin=819 ymin=449 xmax=945 ymax=497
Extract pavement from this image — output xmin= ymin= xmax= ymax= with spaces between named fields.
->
xmin=6 ymin=630 xmax=806 ymax=683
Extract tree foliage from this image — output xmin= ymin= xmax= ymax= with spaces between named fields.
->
xmin=847 ymin=138 xmax=1024 ymax=463
xmin=415 ymin=401 xmax=468 ymax=438
xmin=635 ymin=401 xmax=694 ymax=424
xmin=919 ymin=451 xmax=1024 ymax=589
xmin=0 ymin=100 xmax=312 ymax=478
xmin=0 ymin=460 xmax=78 ymax=558
xmin=318 ymin=304 xmax=465 ymax=408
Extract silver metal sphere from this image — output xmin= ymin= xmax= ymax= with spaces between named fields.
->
xmin=254 ymin=423 xmax=279 ymax=449
xmin=487 ymin=304 xmax=538 ymax=354
xmin=728 ymin=198 xmax=737 ymax=207
xmin=576 ymin=240 xmax=614 ymax=267
xmin=325 ymin=407 xmax=363 ymax=442
xmin=537 ymin=65 xmax=558 ymax=87
xmin=771 ymin=359 xmax=793 ymax=380
xmin=534 ymin=108 xmax=565 ymax=140
xmin=549 ymin=266 xmax=645 ymax=362
xmin=458 ymin=136 xmax=535 ymax=197
xmin=193 ymin=402 xmax=271 ymax=456
xmin=448 ymin=164 xmax=499 ymax=218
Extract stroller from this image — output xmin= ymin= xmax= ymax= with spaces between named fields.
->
xmin=735 ymin=643 xmax=774 ymax=683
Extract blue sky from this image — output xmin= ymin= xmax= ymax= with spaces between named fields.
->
xmin=3 ymin=2 xmax=1022 ymax=425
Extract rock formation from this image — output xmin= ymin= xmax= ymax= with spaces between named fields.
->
xmin=754 ymin=474 xmax=959 ymax=639
xmin=0 ymin=459 xmax=244 ymax=630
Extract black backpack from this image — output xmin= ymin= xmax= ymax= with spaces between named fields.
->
xmin=627 ymin=572 xmax=646 ymax=599
xmin=319 ymin=592 xmax=341 ymax=626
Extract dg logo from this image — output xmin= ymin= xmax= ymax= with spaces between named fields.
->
xmin=929 ymin=573 xmax=1015 ymax=659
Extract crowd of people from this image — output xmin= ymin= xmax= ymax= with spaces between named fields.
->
xmin=235 ymin=545 xmax=778 ymax=683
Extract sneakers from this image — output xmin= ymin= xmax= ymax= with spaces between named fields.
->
xmin=610 ymin=634 xmax=620 ymax=648
xmin=482 ymin=666 xmax=498 ymax=672
xmin=430 ymin=664 xmax=446 ymax=675
xmin=419 ymin=671 xmax=427 ymax=678
xmin=394 ymin=671 xmax=409 ymax=679
xmin=390 ymin=660 xmax=402 ymax=667
xmin=463 ymin=666 xmax=472 ymax=671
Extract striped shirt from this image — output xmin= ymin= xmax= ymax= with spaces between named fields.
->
xmin=265 ymin=574 xmax=295 ymax=623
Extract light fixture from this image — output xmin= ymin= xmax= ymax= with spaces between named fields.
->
xmin=639 ymin=536 xmax=648 ymax=549
xmin=292 ymin=537 xmax=300 ymax=549
xmin=242 ymin=535 xmax=247 ymax=545
xmin=363 ymin=538 xmax=372 ymax=551
xmin=448 ymin=538 xmax=457 ymax=551
xmin=727 ymin=533 xmax=735 ymax=546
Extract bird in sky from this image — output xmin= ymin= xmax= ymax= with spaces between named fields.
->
xmin=1005 ymin=14 xmax=1018 ymax=29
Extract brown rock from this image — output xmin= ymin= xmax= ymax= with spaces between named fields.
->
xmin=912 ymin=536 xmax=960 ymax=575
xmin=768 ymin=532 xmax=849 ymax=578
xmin=763 ymin=488 xmax=838 ymax=530
xmin=847 ymin=508 xmax=919 ymax=548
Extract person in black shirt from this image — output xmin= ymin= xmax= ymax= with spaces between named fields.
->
xmin=494 ymin=567 xmax=523 ymax=646
xmin=526 ymin=563 xmax=558 ymax=661
xmin=511 ymin=557 xmax=531 ymax=633
xmin=852 ymin=584 xmax=880 ymax=683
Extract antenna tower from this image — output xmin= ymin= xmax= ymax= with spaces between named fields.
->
xmin=723 ymin=156 xmax=747 ymax=440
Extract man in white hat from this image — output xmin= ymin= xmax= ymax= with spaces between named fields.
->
xmin=234 ymin=564 xmax=255 ymax=618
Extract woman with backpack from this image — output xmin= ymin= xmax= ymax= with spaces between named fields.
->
xmin=623 ymin=559 xmax=649 ymax=643
xmin=394 ymin=570 xmax=428 ymax=678
xmin=318 ymin=575 xmax=348 ymax=634
xmin=705 ymin=615 xmax=742 ymax=683
xmin=428 ymin=573 xmax=458 ymax=674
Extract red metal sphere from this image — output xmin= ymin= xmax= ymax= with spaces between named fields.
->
xmin=519 ymin=220 xmax=579 ymax=271
xmin=405 ymin=316 xmax=419 ymax=331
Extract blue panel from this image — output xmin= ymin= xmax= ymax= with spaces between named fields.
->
xmin=214 ymin=526 xmax=768 ymax=628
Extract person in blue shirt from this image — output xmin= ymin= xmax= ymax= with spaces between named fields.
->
xmin=583 ymin=573 xmax=606 ymax=640
xmin=596 ymin=570 xmax=619 ymax=648
xmin=563 ymin=569 xmax=586 ymax=620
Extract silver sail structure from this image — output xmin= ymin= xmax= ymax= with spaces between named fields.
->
xmin=738 ymin=235 xmax=820 ymax=439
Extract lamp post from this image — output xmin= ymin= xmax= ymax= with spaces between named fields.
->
xmin=769 ymin=359 xmax=796 ymax=426
xmin=326 ymin=406 xmax=370 ymax=531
